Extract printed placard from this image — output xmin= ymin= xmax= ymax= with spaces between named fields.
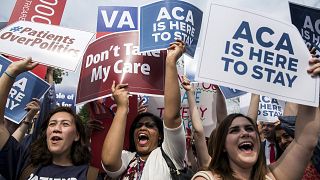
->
xmin=196 ymin=3 xmax=319 ymax=107
xmin=0 ymin=21 xmax=95 ymax=71
xmin=0 ymin=55 xmax=50 ymax=124
xmin=55 ymin=84 xmax=76 ymax=112
xmin=139 ymin=0 xmax=203 ymax=57
xmin=8 ymin=0 xmax=67 ymax=78
xmin=147 ymin=66 xmax=217 ymax=137
xmin=97 ymin=6 xmax=138 ymax=33
xmin=240 ymin=94 xmax=284 ymax=122
xmin=76 ymin=31 xmax=166 ymax=104
xmin=289 ymin=2 xmax=320 ymax=55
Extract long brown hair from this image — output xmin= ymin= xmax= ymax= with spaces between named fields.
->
xmin=29 ymin=106 xmax=90 ymax=166
xmin=208 ymin=113 xmax=267 ymax=180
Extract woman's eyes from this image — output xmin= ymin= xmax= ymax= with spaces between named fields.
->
xmin=229 ymin=129 xmax=239 ymax=133
xmin=246 ymin=127 xmax=254 ymax=132
xmin=63 ymin=123 xmax=70 ymax=126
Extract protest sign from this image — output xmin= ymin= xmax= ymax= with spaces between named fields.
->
xmin=240 ymin=93 xmax=284 ymax=122
xmin=8 ymin=0 xmax=67 ymax=78
xmin=0 ymin=55 xmax=50 ymax=124
xmin=97 ymin=6 xmax=138 ymax=34
xmin=90 ymin=95 xmax=137 ymax=171
xmin=55 ymin=84 xmax=76 ymax=112
xmin=0 ymin=20 xmax=95 ymax=71
xmin=139 ymin=0 xmax=203 ymax=57
xmin=147 ymin=65 xmax=217 ymax=137
xmin=0 ymin=22 xmax=7 ymax=30
xmin=76 ymin=31 xmax=166 ymax=105
xmin=196 ymin=3 xmax=319 ymax=107
xmin=289 ymin=2 xmax=320 ymax=55
xmin=219 ymin=86 xmax=247 ymax=99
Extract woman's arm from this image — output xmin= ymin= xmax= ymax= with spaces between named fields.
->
xmin=247 ymin=93 xmax=260 ymax=122
xmin=215 ymin=86 xmax=227 ymax=126
xmin=270 ymin=104 xmax=319 ymax=180
xmin=163 ymin=40 xmax=185 ymax=129
xmin=0 ymin=58 xmax=38 ymax=150
xmin=181 ymin=76 xmax=211 ymax=168
xmin=12 ymin=99 xmax=40 ymax=142
xmin=101 ymin=81 xmax=129 ymax=172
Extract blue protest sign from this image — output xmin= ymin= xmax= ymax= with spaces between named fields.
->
xmin=0 ymin=55 xmax=51 ymax=124
xmin=55 ymin=84 xmax=76 ymax=112
xmin=140 ymin=0 xmax=203 ymax=57
xmin=0 ymin=22 xmax=6 ymax=30
xmin=97 ymin=6 xmax=138 ymax=33
xmin=219 ymin=86 xmax=247 ymax=99
xmin=289 ymin=2 xmax=320 ymax=54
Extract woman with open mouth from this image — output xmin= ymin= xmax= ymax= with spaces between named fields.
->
xmin=101 ymin=40 xmax=187 ymax=180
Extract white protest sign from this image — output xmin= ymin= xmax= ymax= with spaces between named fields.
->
xmin=147 ymin=64 xmax=217 ymax=137
xmin=240 ymin=93 xmax=284 ymax=122
xmin=0 ymin=21 xmax=95 ymax=71
xmin=196 ymin=4 xmax=319 ymax=107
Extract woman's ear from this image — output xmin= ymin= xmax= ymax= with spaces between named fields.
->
xmin=74 ymin=132 xmax=80 ymax=142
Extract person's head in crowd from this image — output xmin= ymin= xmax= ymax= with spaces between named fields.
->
xmin=275 ymin=125 xmax=293 ymax=151
xmin=208 ymin=113 xmax=266 ymax=180
xmin=128 ymin=112 xmax=164 ymax=157
xmin=275 ymin=116 xmax=296 ymax=151
xmin=261 ymin=122 xmax=276 ymax=142
xmin=29 ymin=106 xmax=90 ymax=166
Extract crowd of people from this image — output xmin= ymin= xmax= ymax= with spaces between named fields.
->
xmin=0 ymin=40 xmax=319 ymax=180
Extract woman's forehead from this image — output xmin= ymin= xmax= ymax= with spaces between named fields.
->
xmin=137 ymin=116 xmax=154 ymax=123
xmin=230 ymin=117 xmax=252 ymax=126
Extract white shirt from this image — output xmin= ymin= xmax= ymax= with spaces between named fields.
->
xmin=103 ymin=123 xmax=186 ymax=180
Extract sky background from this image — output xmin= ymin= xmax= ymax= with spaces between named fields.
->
xmin=1 ymin=0 xmax=320 ymax=86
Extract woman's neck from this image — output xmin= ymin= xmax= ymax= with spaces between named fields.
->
xmin=52 ymin=154 xmax=73 ymax=166
xmin=229 ymin=161 xmax=253 ymax=180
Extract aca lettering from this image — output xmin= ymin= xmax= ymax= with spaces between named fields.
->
xmin=152 ymin=6 xmax=195 ymax=45
xmin=221 ymin=21 xmax=299 ymax=88
xmin=6 ymin=78 xmax=27 ymax=110
xmin=232 ymin=21 xmax=294 ymax=54
xmin=300 ymin=15 xmax=320 ymax=51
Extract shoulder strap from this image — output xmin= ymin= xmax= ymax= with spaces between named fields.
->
xmin=192 ymin=171 xmax=214 ymax=180
xmin=160 ymin=147 xmax=180 ymax=175
xmin=19 ymin=164 xmax=37 ymax=180
xmin=87 ymin=166 xmax=99 ymax=179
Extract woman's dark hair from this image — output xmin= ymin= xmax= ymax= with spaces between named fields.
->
xmin=29 ymin=106 xmax=90 ymax=166
xmin=128 ymin=112 xmax=163 ymax=152
xmin=208 ymin=113 xmax=267 ymax=180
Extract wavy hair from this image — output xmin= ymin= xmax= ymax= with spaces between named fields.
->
xmin=29 ymin=106 xmax=90 ymax=166
xmin=208 ymin=113 xmax=267 ymax=180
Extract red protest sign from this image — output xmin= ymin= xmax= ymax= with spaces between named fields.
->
xmin=77 ymin=31 xmax=166 ymax=104
xmin=90 ymin=95 xmax=138 ymax=171
xmin=8 ymin=0 xmax=67 ymax=78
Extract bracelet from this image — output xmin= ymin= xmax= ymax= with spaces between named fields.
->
xmin=4 ymin=71 xmax=15 ymax=80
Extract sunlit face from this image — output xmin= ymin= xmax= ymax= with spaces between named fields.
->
xmin=225 ymin=117 xmax=259 ymax=169
xmin=134 ymin=117 xmax=160 ymax=156
xmin=276 ymin=129 xmax=293 ymax=150
xmin=46 ymin=112 xmax=79 ymax=158
xmin=261 ymin=122 xmax=275 ymax=140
